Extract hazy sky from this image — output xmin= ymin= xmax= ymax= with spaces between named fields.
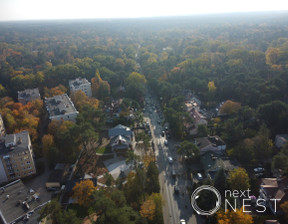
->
xmin=0 ymin=0 xmax=287 ymax=21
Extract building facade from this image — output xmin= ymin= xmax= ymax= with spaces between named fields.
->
xmin=69 ymin=77 xmax=92 ymax=97
xmin=45 ymin=94 xmax=79 ymax=122
xmin=0 ymin=130 xmax=36 ymax=184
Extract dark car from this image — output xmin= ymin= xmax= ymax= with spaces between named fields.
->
xmin=174 ymin=186 xmax=179 ymax=194
xmin=46 ymin=187 xmax=57 ymax=191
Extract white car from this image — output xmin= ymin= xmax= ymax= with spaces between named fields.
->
xmin=254 ymin=167 xmax=265 ymax=173
xmin=168 ymin=156 xmax=173 ymax=164
xmin=180 ymin=219 xmax=186 ymax=224
xmin=164 ymin=139 xmax=168 ymax=146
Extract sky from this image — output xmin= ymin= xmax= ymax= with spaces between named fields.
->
xmin=0 ymin=0 xmax=287 ymax=21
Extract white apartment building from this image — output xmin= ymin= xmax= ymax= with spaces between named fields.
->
xmin=69 ymin=77 xmax=92 ymax=97
xmin=0 ymin=130 xmax=36 ymax=184
xmin=45 ymin=94 xmax=79 ymax=122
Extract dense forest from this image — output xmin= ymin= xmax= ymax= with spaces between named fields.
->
xmin=1 ymin=11 xmax=288 ymax=223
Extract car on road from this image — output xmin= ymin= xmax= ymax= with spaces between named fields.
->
xmin=174 ymin=186 xmax=179 ymax=194
xmin=164 ymin=139 xmax=168 ymax=146
xmin=172 ymin=168 xmax=176 ymax=178
xmin=180 ymin=219 xmax=186 ymax=224
xmin=168 ymin=156 xmax=173 ymax=164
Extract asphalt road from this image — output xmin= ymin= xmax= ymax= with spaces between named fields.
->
xmin=144 ymin=92 xmax=204 ymax=224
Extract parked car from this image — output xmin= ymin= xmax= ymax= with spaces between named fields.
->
xmin=174 ymin=186 xmax=179 ymax=194
xmin=255 ymin=173 xmax=264 ymax=178
xmin=254 ymin=167 xmax=265 ymax=173
xmin=172 ymin=169 xmax=176 ymax=178
xmin=46 ymin=187 xmax=57 ymax=191
xmin=180 ymin=219 xmax=186 ymax=224
xmin=197 ymin=173 xmax=203 ymax=180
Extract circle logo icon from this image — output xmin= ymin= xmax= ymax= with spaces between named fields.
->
xmin=191 ymin=185 xmax=221 ymax=215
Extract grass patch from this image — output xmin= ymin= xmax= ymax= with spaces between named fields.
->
xmin=95 ymin=147 xmax=112 ymax=154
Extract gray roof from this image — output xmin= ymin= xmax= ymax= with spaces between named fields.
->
xmin=45 ymin=94 xmax=78 ymax=117
xmin=0 ymin=131 xmax=31 ymax=156
xmin=201 ymin=151 xmax=239 ymax=173
xmin=18 ymin=88 xmax=40 ymax=104
xmin=195 ymin=136 xmax=225 ymax=150
xmin=108 ymin=124 xmax=133 ymax=137
xmin=69 ymin=78 xmax=90 ymax=88
xmin=0 ymin=179 xmax=48 ymax=224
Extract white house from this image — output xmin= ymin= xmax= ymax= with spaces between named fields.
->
xmin=108 ymin=124 xmax=133 ymax=151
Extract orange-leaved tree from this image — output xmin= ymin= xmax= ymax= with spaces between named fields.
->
xmin=217 ymin=207 xmax=253 ymax=224
xmin=72 ymin=179 xmax=97 ymax=207
xmin=140 ymin=199 xmax=156 ymax=221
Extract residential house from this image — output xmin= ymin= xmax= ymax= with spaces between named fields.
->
xmin=0 ymin=179 xmax=49 ymax=224
xmin=18 ymin=88 xmax=41 ymax=105
xmin=45 ymin=94 xmax=79 ymax=122
xmin=0 ymin=130 xmax=36 ymax=184
xmin=0 ymin=114 xmax=5 ymax=137
xmin=108 ymin=124 xmax=133 ymax=151
xmin=275 ymin=134 xmax=288 ymax=148
xmin=69 ymin=77 xmax=92 ymax=97
xmin=185 ymin=97 xmax=207 ymax=136
xmin=200 ymin=151 xmax=239 ymax=180
xmin=195 ymin=136 xmax=226 ymax=155
xmin=259 ymin=177 xmax=288 ymax=215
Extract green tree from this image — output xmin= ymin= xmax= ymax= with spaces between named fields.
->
xmin=146 ymin=162 xmax=160 ymax=194
xmin=197 ymin=124 xmax=208 ymax=137
xmin=125 ymin=72 xmax=147 ymax=101
xmin=38 ymin=200 xmax=81 ymax=224
xmin=228 ymin=168 xmax=250 ymax=191
xmin=177 ymin=140 xmax=200 ymax=160
xmin=214 ymin=168 xmax=226 ymax=198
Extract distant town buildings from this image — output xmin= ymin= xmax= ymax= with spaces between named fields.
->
xmin=0 ymin=130 xmax=36 ymax=184
xmin=18 ymin=88 xmax=41 ymax=105
xmin=108 ymin=124 xmax=133 ymax=151
xmin=0 ymin=179 xmax=48 ymax=224
xmin=45 ymin=94 xmax=79 ymax=122
xmin=69 ymin=77 xmax=92 ymax=97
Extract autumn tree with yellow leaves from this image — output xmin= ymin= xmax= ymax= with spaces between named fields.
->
xmin=217 ymin=207 xmax=253 ymax=224
xmin=72 ymin=179 xmax=97 ymax=207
